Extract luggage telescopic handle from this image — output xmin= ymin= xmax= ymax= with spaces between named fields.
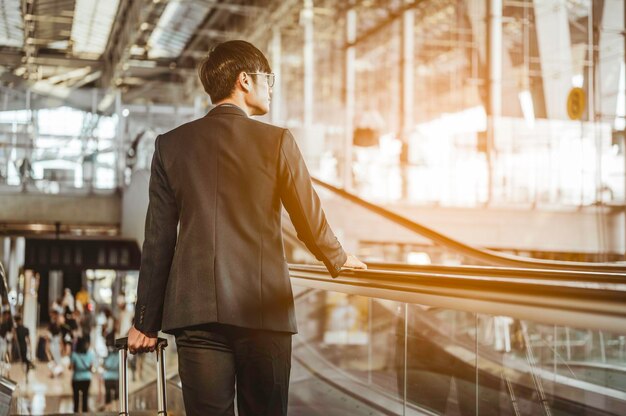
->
xmin=115 ymin=337 xmax=168 ymax=416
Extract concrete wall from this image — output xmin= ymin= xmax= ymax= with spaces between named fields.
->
xmin=0 ymin=192 xmax=121 ymax=224
xmin=317 ymin=192 xmax=624 ymax=255
xmin=120 ymin=169 xmax=150 ymax=245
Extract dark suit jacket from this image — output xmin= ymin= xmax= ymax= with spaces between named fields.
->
xmin=134 ymin=104 xmax=347 ymax=335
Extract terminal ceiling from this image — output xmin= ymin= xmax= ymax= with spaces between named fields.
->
xmin=0 ymin=0 xmax=613 ymax=115
xmin=0 ymin=0 xmax=385 ymax=111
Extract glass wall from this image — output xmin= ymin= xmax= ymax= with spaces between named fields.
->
xmin=0 ymin=101 xmax=119 ymax=194
xmin=289 ymin=288 xmax=626 ymax=415
xmin=273 ymin=0 xmax=625 ymax=208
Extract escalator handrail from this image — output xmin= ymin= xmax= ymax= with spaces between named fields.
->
xmin=311 ymin=177 xmax=626 ymax=273
xmin=288 ymin=263 xmax=626 ymax=334
xmin=362 ymin=261 xmax=626 ymax=282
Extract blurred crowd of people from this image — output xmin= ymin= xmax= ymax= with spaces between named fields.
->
xmin=0 ymin=286 xmax=136 ymax=413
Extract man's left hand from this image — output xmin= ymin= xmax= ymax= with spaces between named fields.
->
xmin=127 ymin=326 xmax=157 ymax=354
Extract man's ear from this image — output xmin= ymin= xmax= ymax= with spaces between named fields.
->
xmin=239 ymin=72 xmax=250 ymax=92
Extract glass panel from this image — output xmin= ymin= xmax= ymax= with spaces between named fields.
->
xmin=476 ymin=315 xmax=626 ymax=415
xmin=290 ymin=285 xmax=625 ymax=415
xmin=404 ymin=305 xmax=481 ymax=415
xmin=291 ymin=288 xmax=406 ymax=414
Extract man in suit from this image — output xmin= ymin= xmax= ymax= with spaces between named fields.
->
xmin=127 ymin=40 xmax=366 ymax=415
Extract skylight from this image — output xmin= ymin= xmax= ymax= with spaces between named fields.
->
xmin=0 ymin=0 xmax=23 ymax=47
xmin=147 ymin=0 xmax=210 ymax=59
xmin=71 ymin=0 xmax=120 ymax=57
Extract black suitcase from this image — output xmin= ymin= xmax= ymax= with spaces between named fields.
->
xmin=115 ymin=337 xmax=168 ymax=415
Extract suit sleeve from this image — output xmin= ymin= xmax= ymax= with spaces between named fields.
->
xmin=134 ymin=135 xmax=179 ymax=332
xmin=278 ymin=129 xmax=347 ymax=278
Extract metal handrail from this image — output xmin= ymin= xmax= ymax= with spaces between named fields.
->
xmin=289 ymin=264 xmax=626 ymax=333
xmin=362 ymin=262 xmax=626 ymax=283
xmin=311 ymin=177 xmax=626 ymax=273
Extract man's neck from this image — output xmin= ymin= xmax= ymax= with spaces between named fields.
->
xmin=215 ymin=97 xmax=251 ymax=116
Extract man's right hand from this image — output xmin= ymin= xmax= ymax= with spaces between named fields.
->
xmin=343 ymin=254 xmax=367 ymax=270
xmin=127 ymin=326 xmax=157 ymax=354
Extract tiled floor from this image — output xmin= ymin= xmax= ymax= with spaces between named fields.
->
xmin=9 ymin=359 xmax=101 ymax=414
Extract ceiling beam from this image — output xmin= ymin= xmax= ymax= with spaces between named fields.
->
xmin=243 ymin=0 xmax=300 ymax=45
xmin=176 ymin=7 xmax=233 ymax=65
xmin=192 ymin=0 xmax=265 ymax=16
xmin=344 ymin=1 xmax=422 ymax=49
xmin=101 ymin=0 xmax=160 ymax=89
xmin=195 ymin=28 xmax=242 ymax=40
xmin=0 ymin=49 xmax=101 ymax=69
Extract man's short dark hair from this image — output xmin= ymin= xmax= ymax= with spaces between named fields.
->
xmin=75 ymin=336 xmax=89 ymax=354
xmin=198 ymin=40 xmax=271 ymax=103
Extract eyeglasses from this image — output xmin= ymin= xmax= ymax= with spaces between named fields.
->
xmin=248 ymin=72 xmax=275 ymax=88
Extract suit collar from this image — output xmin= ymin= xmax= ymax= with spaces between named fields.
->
xmin=207 ymin=104 xmax=249 ymax=118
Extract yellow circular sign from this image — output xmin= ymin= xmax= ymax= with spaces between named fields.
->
xmin=567 ymin=87 xmax=585 ymax=120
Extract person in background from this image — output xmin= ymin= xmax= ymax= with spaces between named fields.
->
xmin=101 ymin=307 xmax=115 ymax=340
xmin=70 ymin=336 xmax=95 ymax=413
xmin=58 ymin=313 xmax=74 ymax=357
xmin=14 ymin=315 xmax=34 ymax=371
xmin=46 ymin=310 xmax=64 ymax=377
xmin=75 ymin=286 xmax=90 ymax=310
xmin=80 ymin=306 xmax=93 ymax=339
xmin=102 ymin=333 xmax=119 ymax=409
xmin=66 ymin=308 xmax=80 ymax=337
xmin=117 ymin=298 xmax=133 ymax=338
xmin=0 ymin=310 xmax=12 ymax=334
xmin=61 ymin=288 xmax=75 ymax=313
xmin=51 ymin=297 xmax=64 ymax=315
xmin=0 ymin=312 xmax=12 ymax=375
xmin=17 ymin=157 xmax=33 ymax=190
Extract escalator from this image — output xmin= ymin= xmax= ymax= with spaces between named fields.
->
xmin=287 ymin=265 xmax=625 ymax=415
xmin=123 ymin=178 xmax=625 ymax=415
xmin=124 ymin=262 xmax=625 ymax=415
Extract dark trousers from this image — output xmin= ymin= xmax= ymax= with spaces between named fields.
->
xmin=18 ymin=347 xmax=33 ymax=368
xmin=72 ymin=380 xmax=90 ymax=413
xmin=104 ymin=379 xmax=119 ymax=404
xmin=175 ymin=323 xmax=292 ymax=416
